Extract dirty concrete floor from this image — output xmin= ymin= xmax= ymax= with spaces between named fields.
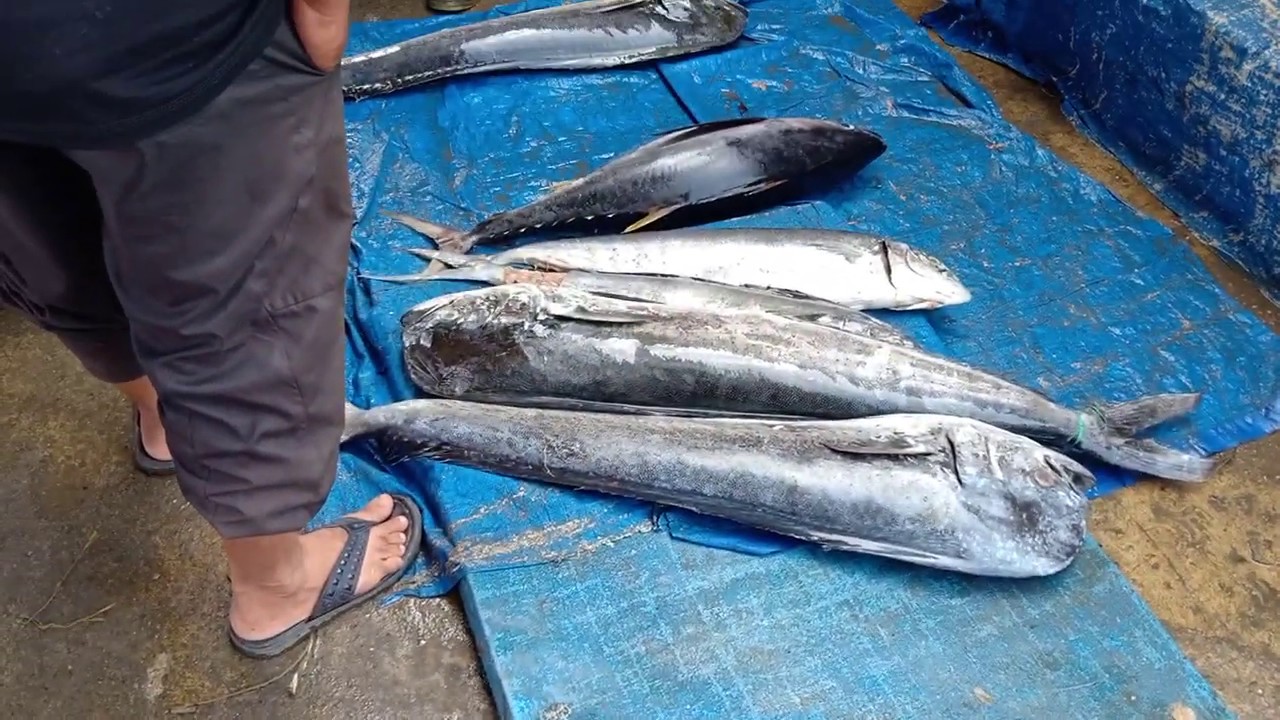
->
xmin=1 ymin=0 xmax=1277 ymax=718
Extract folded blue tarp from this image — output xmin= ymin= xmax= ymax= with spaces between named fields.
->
xmin=322 ymin=0 xmax=1277 ymax=715
xmin=922 ymin=0 xmax=1280 ymax=301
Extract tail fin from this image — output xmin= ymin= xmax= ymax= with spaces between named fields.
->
xmin=1094 ymin=392 xmax=1201 ymax=436
xmin=358 ymin=249 xmax=493 ymax=285
xmin=359 ymin=271 xmax=433 ymax=284
xmin=340 ymin=402 xmax=381 ymax=444
xmin=429 ymin=264 xmax=507 ymax=285
xmin=402 ymin=247 xmax=480 ymax=268
xmin=1090 ymin=436 xmax=1224 ymax=483
xmin=381 ymin=210 xmax=475 ymax=275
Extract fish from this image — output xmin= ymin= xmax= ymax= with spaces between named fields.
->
xmin=379 ymin=220 xmax=969 ymax=310
xmin=340 ymin=399 xmax=1093 ymax=578
xmin=363 ymin=258 xmax=922 ymax=347
xmin=386 ymin=116 xmax=888 ymax=271
xmin=399 ymin=284 xmax=1222 ymax=483
xmin=340 ymin=0 xmax=749 ymax=100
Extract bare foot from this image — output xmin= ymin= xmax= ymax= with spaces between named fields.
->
xmin=228 ymin=494 xmax=411 ymax=642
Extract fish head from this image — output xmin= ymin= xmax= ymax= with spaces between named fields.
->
xmin=778 ymin=118 xmax=888 ymax=169
xmin=940 ymin=419 xmax=1092 ymax=575
xmin=883 ymin=241 xmax=972 ymax=310
xmin=399 ymin=285 xmax=547 ymax=396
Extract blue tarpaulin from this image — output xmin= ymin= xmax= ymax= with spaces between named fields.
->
xmin=322 ymin=0 xmax=1277 ymax=716
xmin=922 ymin=0 xmax=1280 ymax=301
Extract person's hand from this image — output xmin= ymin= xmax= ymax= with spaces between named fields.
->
xmin=292 ymin=0 xmax=351 ymax=72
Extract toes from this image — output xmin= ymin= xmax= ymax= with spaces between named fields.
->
xmin=384 ymin=531 xmax=408 ymax=547
xmin=350 ymin=494 xmax=395 ymax=523
xmin=376 ymin=549 xmax=407 ymax=574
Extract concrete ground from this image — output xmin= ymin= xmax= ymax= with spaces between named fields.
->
xmin=1 ymin=0 xmax=1276 ymax=717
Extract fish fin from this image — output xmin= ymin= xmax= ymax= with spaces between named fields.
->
xmin=585 ymin=0 xmax=651 ymax=14
xmin=580 ymin=290 xmax=667 ymax=305
xmin=1092 ymin=392 xmax=1201 ymax=436
xmin=429 ymin=264 xmax=508 ymax=285
xmin=340 ymin=402 xmax=378 ymax=443
xmin=359 ymin=247 xmax=491 ymax=284
xmin=1093 ymin=436 xmax=1224 ymax=483
xmin=743 ymin=178 xmax=789 ymax=196
xmin=382 ymin=210 xmax=462 ymax=243
xmin=459 ymin=394 xmax=811 ymax=420
xmin=359 ymin=272 xmax=435 ymax=285
xmin=544 ymin=302 xmax=654 ymax=324
xmin=623 ymin=205 xmax=683 ymax=233
xmin=402 ymin=247 xmax=481 ymax=268
xmin=650 ymin=117 xmax=767 ymax=145
xmin=382 ymin=211 xmax=476 ymax=275
xmin=820 ymin=436 xmax=938 ymax=457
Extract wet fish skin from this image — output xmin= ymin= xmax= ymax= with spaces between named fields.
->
xmin=400 ymin=284 xmax=1221 ymax=483
xmin=341 ymin=0 xmax=748 ymax=100
xmin=341 ymin=399 xmax=1093 ymax=578
xmin=390 ymin=116 xmax=888 ymax=267
xmin=382 ymin=219 xmax=970 ymax=311
xmin=363 ymin=257 xmax=923 ymax=347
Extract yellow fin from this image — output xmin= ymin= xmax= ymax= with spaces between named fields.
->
xmin=622 ymin=205 xmax=681 ymax=233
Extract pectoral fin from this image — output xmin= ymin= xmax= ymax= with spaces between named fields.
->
xmin=820 ymin=435 xmax=937 ymax=457
xmin=743 ymin=178 xmax=789 ymax=196
xmin=545 ymin=297 xmax=657 ymax=324
xmin=623 ymin=205 xmax=682 ymax=233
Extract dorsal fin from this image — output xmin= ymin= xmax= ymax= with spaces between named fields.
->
xmin=584 ymin=0 xmax=652 ymax=13
xmin=648 ymin=117 xmax=767 ymax=147
xmin=820 ymin=434 xmax=938 ymax=457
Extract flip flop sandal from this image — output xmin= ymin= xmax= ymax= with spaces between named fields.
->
xmin=132 ymin=409 xmax=175 ymax=476
xmin=228 ymin=494 xmax=424 ymax=659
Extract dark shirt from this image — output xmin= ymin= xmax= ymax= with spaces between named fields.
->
xmin=0 ymin=0 xmax=284 ymax=149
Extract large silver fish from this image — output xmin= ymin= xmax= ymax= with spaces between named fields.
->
xmin=399 ymin=284 xmax=1221 ymax=483
xmin=341 ymin=399 xmax=1093 ymax=578
xmin=340 ymin=0 xmax=749 ymax=100
xmin=386 ymin=116 xmax=888 ymax=271
xmin=379 ymin=219 xmax=970 ymax=310
xmin=364 ymin=259 xmax=921 ymax=347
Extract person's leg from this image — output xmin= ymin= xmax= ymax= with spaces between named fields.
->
xmin=66 ymin=18 xmax=419 ymax=649
xmin=0 ymin=141 xmax=172 ymax=469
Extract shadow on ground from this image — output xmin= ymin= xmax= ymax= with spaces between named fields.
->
xmin=0 ymin=0 xmax=1275 ymax=718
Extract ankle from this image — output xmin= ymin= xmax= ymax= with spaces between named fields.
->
xmin=224 ymin=532 xmax=309 ymax=596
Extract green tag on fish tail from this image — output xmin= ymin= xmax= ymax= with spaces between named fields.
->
xmin=1070 ymin=404 xmax=1108 ymax=445
xmin=1071 ymin=414 xmax=1089 ymax=446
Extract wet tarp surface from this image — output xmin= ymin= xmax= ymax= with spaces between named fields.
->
xmin=922 ymin=0 xmax=1280 ymax=300
xmin=324 ymin=0 xmax=1276 ymax=716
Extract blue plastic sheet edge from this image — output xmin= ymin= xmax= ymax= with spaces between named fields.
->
xmin=920 ymin=0 xmax=1280 ymax=302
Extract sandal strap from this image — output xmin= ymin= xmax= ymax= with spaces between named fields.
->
xmin=309 ymin=516 xmax=374 ymax=619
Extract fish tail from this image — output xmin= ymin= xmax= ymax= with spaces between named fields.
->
xmin=341 ymin=402 xmax=381 ymax=444
xmin=358 ymin=248 xmax=485 ymax=285
xmin=427 ymin=236 xmax=478 ymax=275
xmin=1089 ymin=392 xmax=1202 ymax=436
xmin=401 ymin=247 xmax=480 ymax=268
xmin=358 ymin=272 xmax=434 ymax=284
xmin=381 ymin=210 xmax=464 ymax=243
xmin=380 ymin=210 xmax=476 ymax=275
xmin=430 ymin=263 xmax=507 ymax=285
xmin=1087 ymin=436 xmax=1225 ymax=483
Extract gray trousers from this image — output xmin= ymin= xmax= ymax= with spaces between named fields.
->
xmin=0 ymin=19 xmax=353 ymax=539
